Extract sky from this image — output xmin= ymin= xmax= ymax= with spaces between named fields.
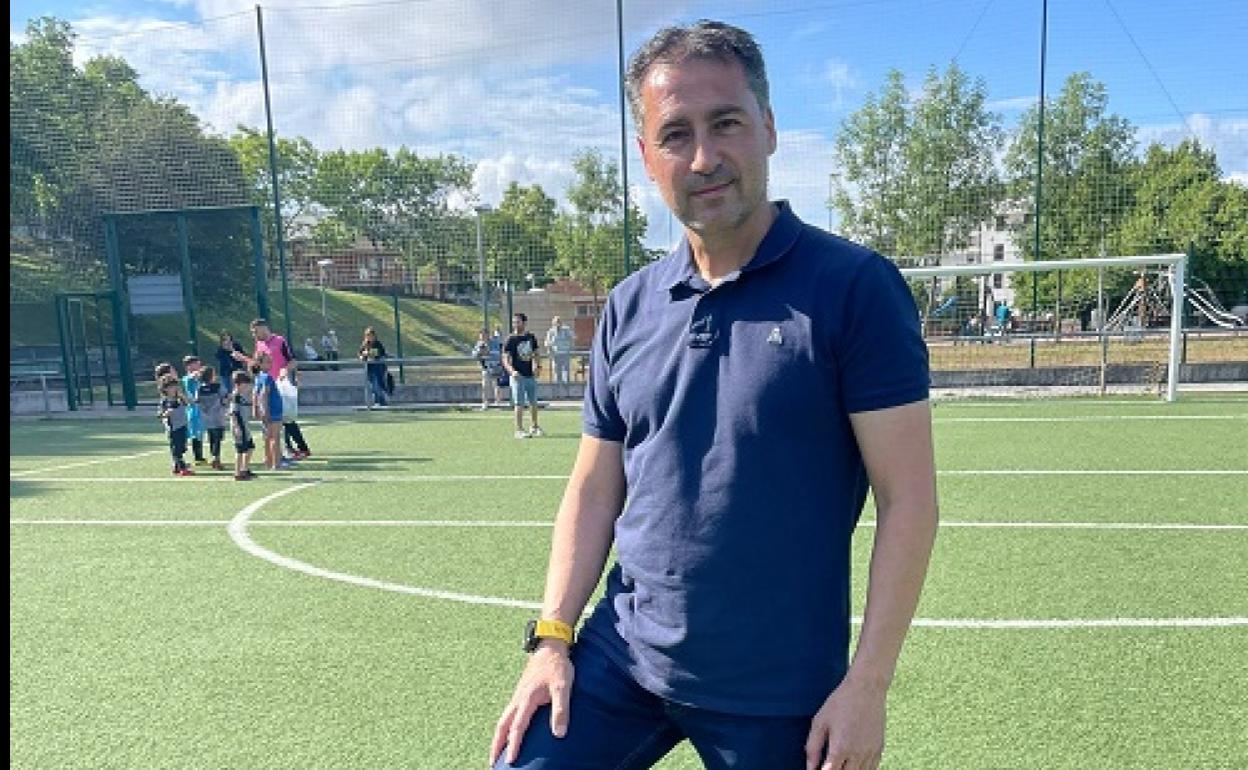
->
xmin=11 ymin=0 xmax=1248 ymax=250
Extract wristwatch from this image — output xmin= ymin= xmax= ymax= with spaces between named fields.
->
xmin=523 ymin=618 xmax=574 ymax=652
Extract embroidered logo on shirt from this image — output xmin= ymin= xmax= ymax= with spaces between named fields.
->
xmin=767 ymin=326 xmax=783 ymax=345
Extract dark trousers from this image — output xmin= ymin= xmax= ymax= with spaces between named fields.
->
xmin=492 ymin=634 xmax=812 ymax=770
xmin=283 ymin=421 xmax=309 ymax=453
xmin=168 ymin=426 xmax=188 ymax=470
xmin=325 ymin=350 xmax=340 ymax=371
xmin=367 ymin=365 xmax=388 ymax=405
xmin=207 ymin=427 xmax=225 ymax=460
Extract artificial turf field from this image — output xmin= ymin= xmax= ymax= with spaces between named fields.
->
xmin=9 ymin=395 xmax=1248 ymax=769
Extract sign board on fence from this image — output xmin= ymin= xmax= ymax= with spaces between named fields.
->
xmin=128 ymin=274 xmax=184 ymax=315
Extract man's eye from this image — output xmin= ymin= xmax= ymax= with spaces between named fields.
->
xmin=660 ymin=130 xmax=688 ymax=145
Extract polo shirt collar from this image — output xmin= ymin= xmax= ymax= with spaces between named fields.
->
xmin=657 ymin=201 xmax=803 ymax=293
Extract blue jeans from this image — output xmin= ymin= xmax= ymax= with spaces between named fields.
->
xmin=367 ymin=366 xmax=388 ymax=405
xmin=493 ymin=634 xmax=811 ymax=770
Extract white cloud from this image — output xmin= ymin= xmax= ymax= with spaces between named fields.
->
xmin=988 ymin=96 xmax=1037 ymax=112
xmin=1136 ymin=114 xmax=1248 ymax=181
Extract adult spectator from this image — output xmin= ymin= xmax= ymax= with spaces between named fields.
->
xmin=490 ymin=20 xmax=937 ymax=770
xmin=358 ymin=327 xmax=389 ymax=407
xmin=215 ymin=331 xmax=245 ymax=393
xmin=321 ymin=329 xmax=340 ymax=371
xmin=544 ymin=316 xmax=575 ymax=385
xmin=503 ymin=312 xmax=542 ymax=438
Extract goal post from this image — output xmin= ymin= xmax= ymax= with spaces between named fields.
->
xmin=897 ymin=253 xmax=1188 ymax=401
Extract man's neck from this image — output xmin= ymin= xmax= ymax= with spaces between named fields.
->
xmin=686 ymin=202 xmax=778 ymax=283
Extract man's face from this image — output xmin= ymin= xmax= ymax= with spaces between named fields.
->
xmin=251 ymin=325 xmax=271 ymax=342
xmin=637 ymin=56 xmax=776 ymax=238
xmin=513 ymin=316 xmax=526 ymax=333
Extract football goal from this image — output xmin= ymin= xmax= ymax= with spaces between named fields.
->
xmin=898 ymin=253 xmax=1190 ymax=401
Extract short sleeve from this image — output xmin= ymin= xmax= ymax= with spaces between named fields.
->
xmin=582 ymin=299 xmax=626 ymax=442
xmin=836 ymin=255 xmax=929 ymax=413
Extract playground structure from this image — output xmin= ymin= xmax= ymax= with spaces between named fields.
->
xmin=1105 ymin=269 xmax=1246 ymax=331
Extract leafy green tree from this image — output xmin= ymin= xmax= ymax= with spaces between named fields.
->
xmin=832 ymin=70 xmax=910 ymax=254
xmin=833 ymin=65 xmax=1002 ymax=263
xmin=228 ymin=127 xmax=320 ymax=245
xmin=11 ymin=17 xmax=254 ymax=304
xmin=310 ymin=147 xmax=474 ymax=296
xmin=1005 ymin=73 xmax=1137 ymax=309
xmin=553 ymin=149 xmax=647 ymax=308
xmin=1118 ymin=140 xmax=1248 ymax=307
xmin=488 ymin=182 xmax=559 ymax=287
xmin=900 ymin=64 xmax=1004 ymax=258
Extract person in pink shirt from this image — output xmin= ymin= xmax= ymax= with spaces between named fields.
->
xmin=233 ymin=318 xmax=293 ymax=378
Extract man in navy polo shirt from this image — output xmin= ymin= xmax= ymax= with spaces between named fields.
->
xmin=491 ymin=20 xmax=937 ymax=770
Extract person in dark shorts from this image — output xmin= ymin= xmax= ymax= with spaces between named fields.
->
xmin=229 ymin=370 xmax=257 ymax=481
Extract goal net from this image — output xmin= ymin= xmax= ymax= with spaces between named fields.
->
xmin=896 ymin=253 xmax=1200 ymax=401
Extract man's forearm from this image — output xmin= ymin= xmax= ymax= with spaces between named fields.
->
xmin=540 ymin=442 xmax=625 ymax=626
xmin=846 ymin=500 xmax=938 ymax=689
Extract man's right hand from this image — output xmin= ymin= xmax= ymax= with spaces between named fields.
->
xmin=489 ymin=642 xmax=573 ymax=767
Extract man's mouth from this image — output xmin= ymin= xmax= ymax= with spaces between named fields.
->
xmin=690 ymin=180 xmax=733 ymax=197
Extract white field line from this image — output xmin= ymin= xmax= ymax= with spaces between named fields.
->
xmin=225 ymin=484 xmax=541 ymax=611
xmin=906 ymin=617 xmax=1248 ymax=629
xmin=221 ymin=491 xmax=1246 ymax=628
xmin=935 ymin=415 xmax=1246 ymax=423
xmin=14 ymin=469 xmax=1247 ymax=484
xmin=9 ymin=449 xmax=167 ymax=477
xmin=16 ymin=490 xmax=1233 ymax=629
xmin=11 ymin=519 xmax=1248 ymax=531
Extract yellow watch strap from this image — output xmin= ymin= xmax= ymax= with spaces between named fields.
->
xmin=533 ymin=619 xmax=575 ymax=644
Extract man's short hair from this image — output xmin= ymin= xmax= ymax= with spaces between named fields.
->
xmin=514 ymin=313 xmax=527 ymax=323
xmin=182 ymin=355 xmax=201 ymax=366
xmin=624 ymin=19 xmax=770 ymax=131
xmin=249 ymin=318 xmax=268 ymax=330
xmin=232 ymin=370 xmax=253 ymax=385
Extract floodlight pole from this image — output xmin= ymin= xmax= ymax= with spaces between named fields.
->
xmin=615 ymin=0 xmax=631 ymax=276
xmin=1030 ymin=0 xmax=1049 ymax=369
xmin=256 ymin=5 xmax=293 ymax=344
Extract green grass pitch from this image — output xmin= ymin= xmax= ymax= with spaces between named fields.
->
xmin=10 ymin=395 xmax=1248 ymax=769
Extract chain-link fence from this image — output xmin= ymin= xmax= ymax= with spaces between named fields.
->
xmin=10 ymin=0 xmax=1247 ymax=402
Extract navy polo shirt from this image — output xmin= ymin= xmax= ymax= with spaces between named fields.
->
xmin=579 ymin=201 xmax=929 ymax=717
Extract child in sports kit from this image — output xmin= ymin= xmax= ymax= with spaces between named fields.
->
xmin=156 ymin=374 xmax=193 ymax=476
xmin=251 ymin=354 xmax=291 ymax=470
xmin=229 ymin=370 xmax=256 ymax=481
xmin=278 ymin=362 xmax=311 ymax=460
xmin=196 ymin=366 xmax=230 ymax=471
xmin=181 ymin=355 xmax=207 ymax=465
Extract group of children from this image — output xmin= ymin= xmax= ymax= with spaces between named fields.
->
xmin=155 ymin=354 xmax=312 ymax=481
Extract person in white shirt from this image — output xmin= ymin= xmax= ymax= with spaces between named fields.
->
xmin=544 ymin=316 xmax=574 ymax=385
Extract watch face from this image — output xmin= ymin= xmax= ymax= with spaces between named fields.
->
xmin=523 ymin=619 xmax=538 ymax=652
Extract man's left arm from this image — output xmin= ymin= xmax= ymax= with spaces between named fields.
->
xmin=805 ymin=399 xmax=938 ymax=770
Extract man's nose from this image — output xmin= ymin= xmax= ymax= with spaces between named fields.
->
xmin=690 ymin=131 xmax=720 ymax=175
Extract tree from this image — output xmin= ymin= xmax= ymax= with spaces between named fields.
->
xmin=228 ymin=127 xmax=320 ymax=245
xmin=833 ymin=65 xmax=1002 ymax=262
xmin=310 ymin=147 xmax=475 ymax=296
xmin=553 ymin=149 xmax=648 ymax=309
xmin=832 ymin=70 xmax=910 ymax=254
xmin=1118 ymin=141 xmax=1248 ymax=307
xmin=1005 ymin=73 xmax=1137 ymax=309
xmin=10 ymin=17 xmax=254 ymax=303
xmin=900 ymin=64 xmax=1003 ymax=258
xmin=489 ymin=182 xmax=559 ymax=287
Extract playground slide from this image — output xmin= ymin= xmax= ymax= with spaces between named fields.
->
xmin=1186 ymin=288 xmax=1245 ymax=328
